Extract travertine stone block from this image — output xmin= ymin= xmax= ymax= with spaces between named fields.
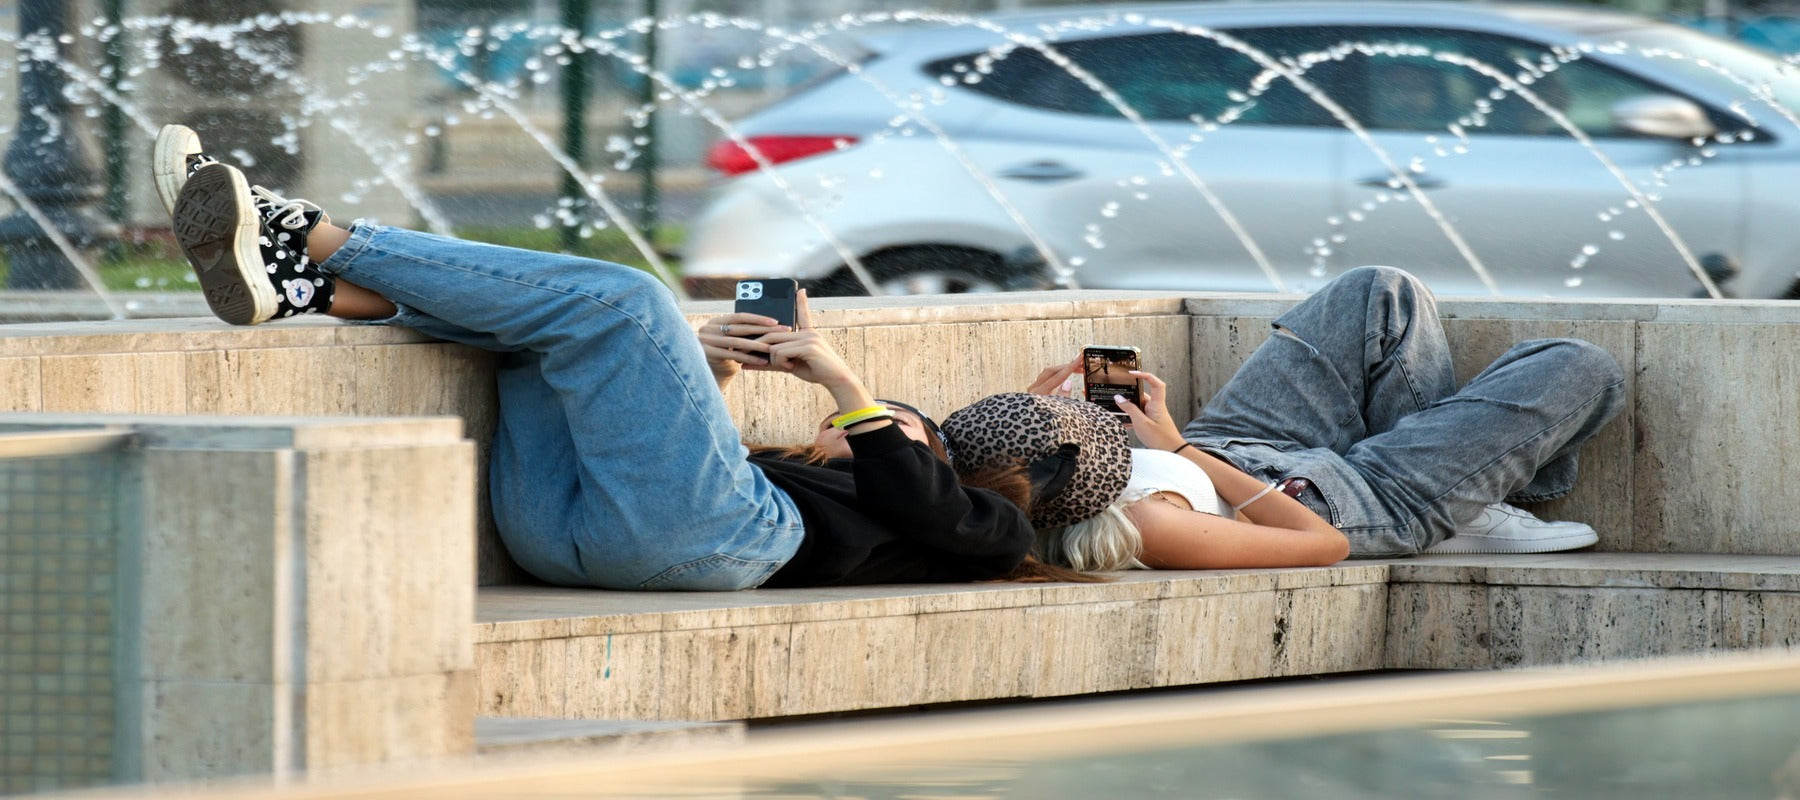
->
xmin=561 ymin=633 xmax=666 ymax=720
xmin=1184 ymin=315 xmax=1277 ymax=417
xmin=137 ymin=681 xmax=277 ymax=782
xmin=1724 ymin=592 xmax=1800 ymax=650
xmin=476 ymin=639 xmax=568 ymax=718
xmin=0 ymin=356 xmax=41 ymax=411
xmin=1489 ymin=586 xmax=1723 ymax=667
xmin=40 ymin=352 xmax=189 ymax=414
xmin=1152 ymin=591 xmax=1280 ymax=685
xmin=1385 ymin=582 xmax=1493 ymax=670
xmin=11 ymin=414 xmax=481 ymax=783
xmin=1275 ymin=585 xmax=1387 ymax=677
xmin=304 ymin=671 xmax=475 ymax=771
xmin=917 ymin=608 xmax=1038 ymax=705
xmin=1033 ymin=600 xmax=1158 ymax=697
xmin=1272 ymin=564 xmax=1390 ymax=590
xmin=780 ymin=616 xmax=919 ymax=714
xmin=854 ymin=321 xmax=985 ymax=420
xmin=183 ymin=348 xmax=360 ymax=416
xmin=656 ymin=626 xmax=789 ymax=721
xmin=1635 ymin=321 xmax=1800 ymax=555
xmin=1396 ymin=553 xmax=1800 ymax=592
xmin=1040 ymin=578 xmax=1165 ymax=606
xmin=138 ymin=449 xmax=287 ymax=683
xmin=1152 ymin=570 xmax=1282 ymax=597
xmin=302 ymin=444 xmax=476 ymax=683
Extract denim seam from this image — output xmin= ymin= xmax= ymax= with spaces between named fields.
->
xmin=1417 ymin=376 xmax=1625 ymax=510
xmin=316 ymin=222 xmax=377 ymax=276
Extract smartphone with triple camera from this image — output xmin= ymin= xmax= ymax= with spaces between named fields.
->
xmin=1081 ymin=344 xmax=1142 ymax=421
xmin=733 ymin=278 xmax=799 ymax=333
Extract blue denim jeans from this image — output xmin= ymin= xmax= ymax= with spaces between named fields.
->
xmin=319 ymin=223 xmax=805 ymax=590
xmin=1183 ymin=266 xmax=1625 ymax=557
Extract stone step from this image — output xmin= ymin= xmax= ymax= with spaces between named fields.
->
xmin=475 ymin=553 xmax=1800 ymax=723
xmin=475 ymin=564 xmax=1391 ymax=722
xmin=475 ymin=717 xmax=743 ymax=759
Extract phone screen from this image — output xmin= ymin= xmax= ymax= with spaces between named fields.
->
xmin=733 ymin=278 xmax=798 ymax=330
xmin=1082 ymin=345 xmax=1141 ymax=420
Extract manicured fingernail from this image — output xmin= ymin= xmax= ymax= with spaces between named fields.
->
xmin=1113 ymin=394 xmax=1126 ymax=403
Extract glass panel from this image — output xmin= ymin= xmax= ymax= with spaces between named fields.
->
xmin=0 ymin=445 xmax=125 ymax=795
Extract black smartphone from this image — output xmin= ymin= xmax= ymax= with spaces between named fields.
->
xmin=1082 ymin=344 xmax=1142 ymax=420
xmin=733 ymin=278 xmax=799 ymax=333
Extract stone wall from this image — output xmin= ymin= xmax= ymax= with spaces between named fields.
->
xmin=3 ymin=290 xmax=1798 ymax=582
xmin=0 ymin=415 xmax=476 ymax=789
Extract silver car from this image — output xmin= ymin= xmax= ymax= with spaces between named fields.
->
xmin=680 ymin=1 xmax=1800 ymax=300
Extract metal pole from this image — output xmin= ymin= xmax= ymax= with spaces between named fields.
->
xmin=558 ymin=0 xmax=590 ymax=253
xmin=0 ymin=0 xmax=116 ymax=289
xmin=102 ymin=0 xmax=127 ymax=226
xmin=637 ymin=0 xmax=660 ymax=245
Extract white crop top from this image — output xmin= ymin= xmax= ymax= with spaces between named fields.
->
xmin=1123 ymin=448 xmax=1226 ymax=516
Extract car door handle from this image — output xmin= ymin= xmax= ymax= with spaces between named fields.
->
xmin=1356 ymin=174 xmax=1446 ymax=190
xmin=999 ymin=161 xmax=1085 ymax=182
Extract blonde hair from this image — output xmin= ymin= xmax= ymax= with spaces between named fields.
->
xmin=1036 ymin=494 xmax=1149 ymax=571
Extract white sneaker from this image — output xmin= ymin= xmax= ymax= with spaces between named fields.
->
xmin=152 ymin=124 xmax=217 ymax=217
xmin=1423 ymin=503 xmax=1598 ymax=554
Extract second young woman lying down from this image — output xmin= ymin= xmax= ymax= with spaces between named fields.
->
xmin=946 ymin=386 xmax=1351 ymax=571
xmin=1012 ymin=266 xmax=1624 ymax=571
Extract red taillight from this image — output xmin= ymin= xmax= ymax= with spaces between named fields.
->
xmin=706 ymin=135 xmax=858 ymax=176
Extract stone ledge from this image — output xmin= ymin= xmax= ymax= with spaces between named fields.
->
xmin=1393 ymin=552 xmax=1800 ymax=591
xmin=476 ymin=554 xmax=1800 ymax=722
xmin=474 ymin=718 xmax=743 ymax=758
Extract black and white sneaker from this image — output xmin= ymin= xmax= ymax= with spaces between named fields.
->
xmin=173 ymin=163 xmax=275 ymax=325
xmin=152 ymin=124 xmax=218 ymax=217
xmin=249 ymin=184 xmax=335 ymax=319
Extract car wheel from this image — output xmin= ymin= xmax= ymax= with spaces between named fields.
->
xmin=807 ymin=246 xmax=1055 ymax=296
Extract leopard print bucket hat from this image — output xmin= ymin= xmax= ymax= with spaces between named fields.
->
xmin=940 ymin=392 xmax=1132 ymax=529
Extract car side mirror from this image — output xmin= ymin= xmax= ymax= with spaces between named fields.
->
xmin=1611 ymin=94 xmax=1718 ymax=140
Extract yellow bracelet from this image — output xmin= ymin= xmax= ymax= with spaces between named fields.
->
xmin=831 ymin=405 xmax=893 ymax=430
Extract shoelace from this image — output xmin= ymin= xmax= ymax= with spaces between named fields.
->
xmin=250 ymin=185 xmax=322 ymax=231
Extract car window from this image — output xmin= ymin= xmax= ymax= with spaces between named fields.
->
xmin=924 ymin=31 xmax=1338 ymax=126
xmin=1294 ymin=26 xmax=1690 ymax=138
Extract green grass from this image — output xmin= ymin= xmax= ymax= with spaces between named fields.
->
xmin=0 ymin=225 xmax=686 ymax=292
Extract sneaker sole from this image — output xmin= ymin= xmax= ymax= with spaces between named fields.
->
xmin=1422 ymin=529 xmax=1599 ymax=555
xmin=153 ymin=124 xmax=200 ymax=217
xmin=173 ymin=164 xmax=276 ymax=325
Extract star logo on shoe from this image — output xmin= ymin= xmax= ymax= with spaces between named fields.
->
xmin=285 ymin=279 xmax=315 ymax=308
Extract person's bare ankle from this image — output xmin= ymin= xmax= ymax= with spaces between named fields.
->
xmin=327 ymin=280 xmax=398 ymax=320
xmin=308 ymin=223 xmax=350 ymax=263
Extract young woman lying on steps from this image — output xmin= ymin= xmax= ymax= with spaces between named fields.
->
xmin=153 ymin=123 xmax=1112 ymax=590
xmin=1016 ymin=266 xmax=1625 ymax=571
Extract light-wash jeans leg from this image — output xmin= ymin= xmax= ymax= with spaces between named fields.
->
xmin=1188 ymin=265 xmax=1456 ymax=451
xmin=1185 ymin=266 xmax=1624 ymax=556
xmin=318 ymin=223 xmax=804 ymax=590
xmin=1345 ymin=337 xmax=1625 ymax=548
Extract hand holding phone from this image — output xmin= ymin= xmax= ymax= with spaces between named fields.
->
xmin=1081 ymin=344 xmax=1142 ymax=422
xmin=733 ymin=278 xmax=798 ymax=333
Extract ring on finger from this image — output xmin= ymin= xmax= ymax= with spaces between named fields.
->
xmin=721 ymin=324 xmax=732 ymax=336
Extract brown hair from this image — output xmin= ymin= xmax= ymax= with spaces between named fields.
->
xmin=748 ymin=443 xmax=1108 ymax=584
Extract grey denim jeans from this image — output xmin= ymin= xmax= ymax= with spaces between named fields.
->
xmin=1182 ymin=266 xmax=1626 ymax=557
